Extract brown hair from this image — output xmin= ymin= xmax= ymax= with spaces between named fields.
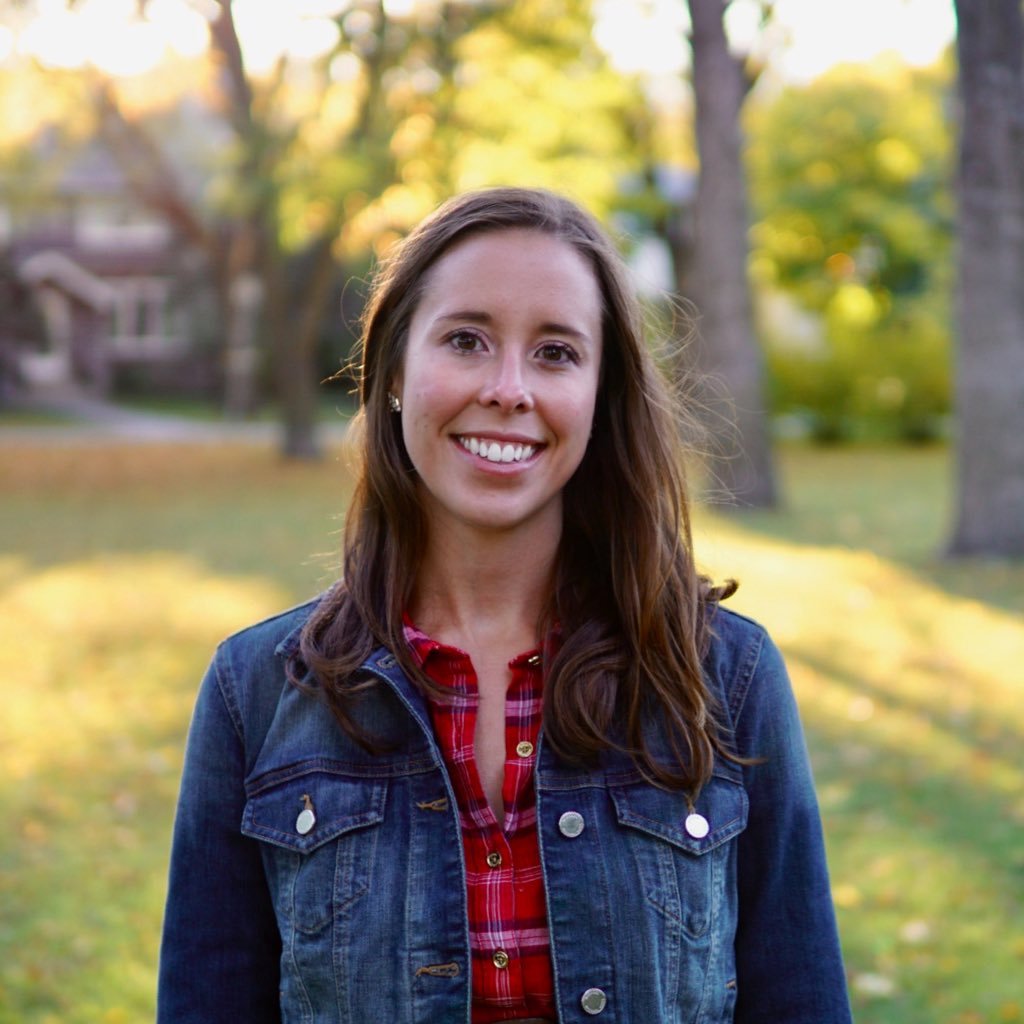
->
xmin=296 ymin=186 xmax=736 ymax=792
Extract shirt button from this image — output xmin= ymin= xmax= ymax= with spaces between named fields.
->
xmin=581 ymin=987 xmax=608 ymax=1014
xmin=486 ymin=851 xmax=502 ymax=868
xmin=558 ymin=810 xmax=585 ymax=838
xmin=492 ymin=949 xmax=510 ymax=969
xmin=515 ymin=740 xmax=534 ymax=757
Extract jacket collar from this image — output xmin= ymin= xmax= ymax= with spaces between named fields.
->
xmin=271 ymin=603 xmax=436 ymax=747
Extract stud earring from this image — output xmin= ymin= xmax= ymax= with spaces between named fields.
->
xmin=388 ymin=393 xmax=402 ymax=413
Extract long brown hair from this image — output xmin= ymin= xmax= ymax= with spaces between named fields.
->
xmin=296 ymin=187 xmax=736 ymax=792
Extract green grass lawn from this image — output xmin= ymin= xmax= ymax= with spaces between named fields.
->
xmin=107 ymin=391 xmax=359 ymax=424
xmin=0 ymin=439 xmax=1021 ymax=1023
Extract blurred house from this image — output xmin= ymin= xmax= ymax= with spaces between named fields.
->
xmin=0 ymin=139 xmax=219 ymax=401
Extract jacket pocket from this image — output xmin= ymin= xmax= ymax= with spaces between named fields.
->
xmin=609 ymin=774 xmax=747 ymax=940
xmin=242 ymin=765 xmax=387 ymax=935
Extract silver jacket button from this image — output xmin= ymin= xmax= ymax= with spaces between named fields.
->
xmin=685 ymin=812 xmax=710 ymax=839
xmin=558 ymin=810 xmax=585 ymax=838
xmin=296 ymin=794 xmax=316 ymax=835
xmin=581 ymin=987 xmax=608 ymax=1014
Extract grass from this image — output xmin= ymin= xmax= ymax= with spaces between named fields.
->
xmin=0 ymin=406 xmax=78 ymax=427
xmin=693 ymin=447 xmax=1024 ymax=1022
xmin=0 ymin=438 xmax=1021 ymax=1023
xmin=105 ymin=391 xmax=359 ymax=424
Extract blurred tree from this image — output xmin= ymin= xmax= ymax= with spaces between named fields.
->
xmin=93 ymin=0 xmax=431 ymax=457
xmin=684 ymin=0 xmax=777 ymax=507
xmin=448 ymin=0 xmax=637 ymax=202
xmin=948 ymin=0 xmax=1024 ymax=556
xmin=746 ymin=59 xmax=954 ymax=441
xmin=84 ymin=0 xmax=633 ymax=457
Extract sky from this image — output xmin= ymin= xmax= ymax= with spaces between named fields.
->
xmin=0 ymin=0 xmax=958 ymax=82
xmin=765 ymin=0 xmax=956 ymax=81
xmin=593 ymin=0 xmax=956 ymax=80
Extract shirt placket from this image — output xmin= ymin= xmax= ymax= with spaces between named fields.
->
xmin=408 ymin=627 xmax=553 ymax=1019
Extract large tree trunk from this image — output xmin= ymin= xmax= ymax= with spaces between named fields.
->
xmin=685 ymin=0 xmax=776 ymax=507
xmin=277 ymin=349 xmax=322 ymax=460
xmin=269 ymin=235 xmax=342 ymax=460
xmin=948 ymin=0 xmax=1024 ymax=557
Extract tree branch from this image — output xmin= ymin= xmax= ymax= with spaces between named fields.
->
xmin=209 ymin=0 xmax=256 ymax=141
xmin=92 ymin=79 xmax=212 ymax=254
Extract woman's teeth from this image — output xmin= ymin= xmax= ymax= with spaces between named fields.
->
xmin=459 ymin=436 xmax=536 ymax=464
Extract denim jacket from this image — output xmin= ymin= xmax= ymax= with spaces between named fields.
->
xmin=158 ymin=600 xmax=852 ymax=1023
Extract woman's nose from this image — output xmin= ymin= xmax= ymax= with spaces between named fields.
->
xmin=479 ymin=353 xmax=534 ymax=411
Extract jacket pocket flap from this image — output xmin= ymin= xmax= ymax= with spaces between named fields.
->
xmin=242 ymin=770 xmax=387 ymax=854
xmin=609 ymin=775 xmax=747 ymax=855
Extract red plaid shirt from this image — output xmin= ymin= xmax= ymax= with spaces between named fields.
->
xmin=404 ymin=621 xmax=556 ymax=1023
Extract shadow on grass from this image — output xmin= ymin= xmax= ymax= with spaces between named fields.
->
xmin=779 ymin=640 xmax=1024 ymax=1022
xmin=709 ymin=443 xmax=1024 ymax=617
xmin=799 ymin=697 xmax=1024 ymax=1022
xmin=0 ymin=442 xmax=351 ymax=601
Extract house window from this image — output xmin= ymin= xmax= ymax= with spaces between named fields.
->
xmin=110 ymin=277 xmax=181 ymax=357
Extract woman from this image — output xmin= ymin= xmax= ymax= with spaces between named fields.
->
xmin=158 ymin=187 xmax=852 ymax=1023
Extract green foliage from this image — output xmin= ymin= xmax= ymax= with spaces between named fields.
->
xmin=746 ymin=58 xmax=955 ymax=440
xmin=212 ymin=0 xmax=641 ymax=261
xmin=765 ymin=288 xmax=952 ymax=442
xmin=449 ymin=0 xmax=639 ymax=212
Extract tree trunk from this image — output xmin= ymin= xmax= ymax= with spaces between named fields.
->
xmin=223 ymin=271 xmax=262 ymax=419
xmin=948 ymin=0 xmax=1024 ymax=557
xmin=273 ymin=234 xmax=343 ymax=459
xmin=685 ymin=0 xmax=776 ymax=507
xmin=261 ymin=247 xmax=321 ymax=460
xmin=278 ymin=351 xmax=322 ymax=460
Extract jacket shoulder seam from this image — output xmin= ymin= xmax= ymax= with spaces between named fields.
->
xmin=714 ymin=609 xmax=768 ymax=728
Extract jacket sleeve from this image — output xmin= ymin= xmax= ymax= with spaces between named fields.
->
xmin=158 ymin=652 xmax=282 ymax=1022
xmin=730 ymin=627 xmax=853 ymax=1024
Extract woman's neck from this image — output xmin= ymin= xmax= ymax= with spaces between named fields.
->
xmin=410 ymin=520 xmax=558 ymax=653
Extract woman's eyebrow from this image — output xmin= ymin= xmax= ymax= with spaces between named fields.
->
xmin=435 ymin=309 xmax=492 ymax=326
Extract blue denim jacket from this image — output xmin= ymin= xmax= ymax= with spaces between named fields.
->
xmin=158 ymin=600 xmax=852 ymax=1023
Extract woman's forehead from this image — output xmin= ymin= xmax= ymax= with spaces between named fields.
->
xmin=410 ymin=229 xmax=603 ymax=335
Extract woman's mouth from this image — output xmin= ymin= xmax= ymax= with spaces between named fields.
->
xmin=456 ymin=435 xmax=538 ymax=464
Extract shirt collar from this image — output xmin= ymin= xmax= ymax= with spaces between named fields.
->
xmin=402 ymin=612 xmax=550 ymax=670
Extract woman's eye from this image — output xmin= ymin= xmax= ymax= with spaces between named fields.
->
xmin=448 ymin=330 xmax=484 ymax=353
xmin=537 ymin=342 xmax=578 ymax=365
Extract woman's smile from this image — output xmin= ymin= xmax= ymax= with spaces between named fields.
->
xmin=455 ymin=434 xmax=541 ymax=465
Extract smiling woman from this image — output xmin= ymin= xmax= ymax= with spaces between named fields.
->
xmin=158 ymin=187 xmax=853 ymax=1023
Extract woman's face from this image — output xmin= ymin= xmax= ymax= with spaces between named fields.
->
xmin=393 ymin=228 xmax=602 ymax=545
